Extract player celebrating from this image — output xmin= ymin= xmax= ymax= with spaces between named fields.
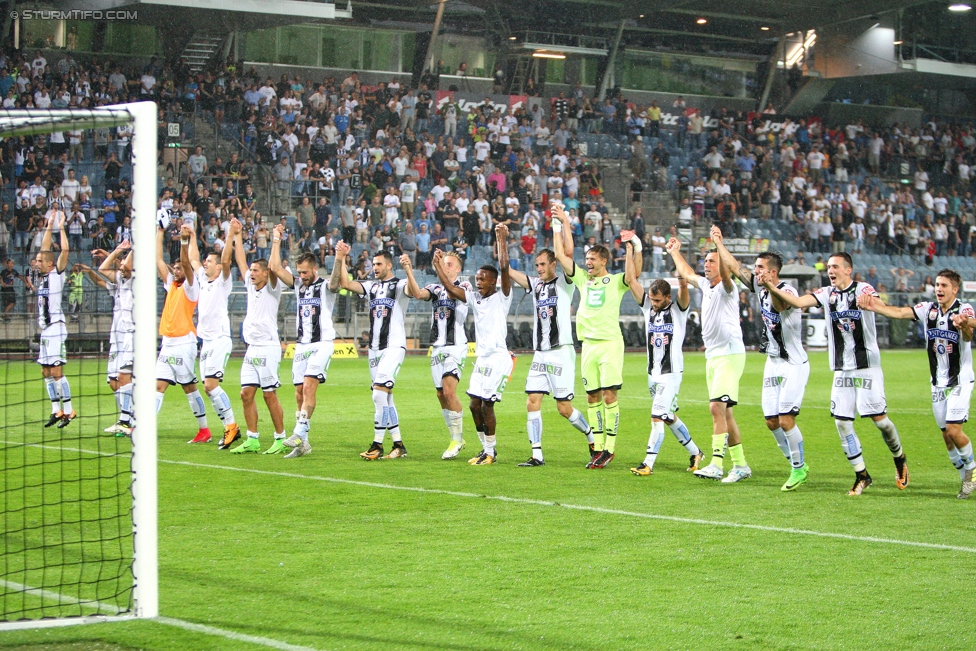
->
xmin=711 ymin=226 xmax=810 ymax=491
xmin=38 ymin=218 xmax=76 ymax=429
xmin=551 ymin=202 xmax=627 ymax=469
xmin=334 ymin=242 xmax=411 ymax=460
xmin=184 ymin=226 xmax=240 ymax=448
xmin=762 ymin=252 xmax=908 ymax=495
xmin=668 ymin=235 xmax=751 ymax=483
xmin=399 ymin=250 xmax=472 ymax=460
xmin=228 ymin=217 xmax=288 ymax=454
xmin=857 ymin=269 xmax=975 ymax=498
xmin=268 ymin=224 xmax=339 ymax=459
xmin=85 ymin=243 xmax=135 ymax=435
xmin=497 ymin=223 xmax=593 ymax=466
xmin=154 ymin=224 xmax=210 ymax=442
xmin=623 ymin=241 xmax=704 ymax=476
xmin=432 ymin=227 xmax=513 ymax=465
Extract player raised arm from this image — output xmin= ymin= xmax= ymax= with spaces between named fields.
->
xmin=79 ymin=263 xmax=109 ymax=290
xmin=497 ymin=223 xmax=529 ymax=289
xmin=856 ymin=292 xmax=914 ymax=320
xmin=676 ymin=276 xmax=690 ymax=310
xmin=710 ymin=224 xmax=751 ymax=286
xmin=179 ymin=224 xmax=195 ymax=286
xmin=268 ymin=224 xmax=294 ymax=288
xmin=496 ymin=223 xmax=512 ymax=296
xmin=666 ymin=237 xmax=700 ymax=288
xmin=756 ymin=269 xmax=818 ymax=309
xmin=98 ymin=240 xmax=131 ymax=283
xmin=399 ymin=253 xmax=431 ymax=300
xmin=219 ymin=224 xmax=233 ymax=281
xmin=229 ymin=218 xmax=249 ymax=280
xmin=623 ymin=233 xmax=645 ymax=305
xmin=187 ymin=224 xmax=202 ymax=273
xmin=432 ymin=249 xmax=465 ymax=301
xmin=333 ymin=240 xmax=364 ymax=295
xmin=155 ymin=226 xmax=170 ymax=283
xmin=550 ymin=202 xmax=576 ymax=276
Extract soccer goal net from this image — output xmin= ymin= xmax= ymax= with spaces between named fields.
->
xmin=0 ymin=104 xmax=158 ymax=631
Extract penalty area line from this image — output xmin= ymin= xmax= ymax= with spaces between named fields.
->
xmin=164 ymin=459 xmax=976 ymax=555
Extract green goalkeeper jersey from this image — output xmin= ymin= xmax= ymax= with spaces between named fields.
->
xmin=569 ymin=263 xmax=627 ymax=342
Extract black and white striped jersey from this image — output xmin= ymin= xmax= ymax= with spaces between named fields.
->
xmin=423 ymin=279 xmax=470 ymax=347
xmin=640 ymin=295 xmax=688 ymax=376
xmin=752 ymin=276 xmax=807 ymax=364
xmin=812 ymin=281 xmax=881 ymax=371
xmin=363 ymin=278 xmax=409 ymax=350
xmin=295 ymin=275 xmax=337 ymax=344
xmin=37 ymin=270 xmax=66 ymax=329
xmin=527 ymin=274 xmax=575 ymax=351
xmin=912 ymin=299 xmax=975 ymax=387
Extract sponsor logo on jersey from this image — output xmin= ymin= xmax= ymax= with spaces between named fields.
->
xmin=474 ymin=364 xmax=494 ymax=375
xmin=927 ymin=328 xmax=960 ymax=343
xmin=763 ymin=376 xmax=786 ymax=388
xmin=158 ymin=355 xmax=184 ymax=365
xmin=648 ymin=323 xmax=675 ymax=334
xmin=245 ymin=356 xmax=266 ymax=367
xmin=299 ymin=297 xmax=322 ymax=307
xmin=586 ymin=288 xmax=605 ymax=307
xmin=369 ymin=297 xmax=396 ymax=310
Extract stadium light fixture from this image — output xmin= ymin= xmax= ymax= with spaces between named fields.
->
xmin=533 ymin=51 xmax=566 ymax=59
xmin=696 ymin=17 xmax=707 ymax=24
xmin=949 ymin=3 xmax=971 ymax=10
xmin=760 ymin=26 xmax=770 ymax=31
xmin=639 ymin=14 xmax=645 ymax=18
xmin=508 ymin=36 xmax=517 ymax=40
xmin=893 ymin=40 xmax=903 ymax=44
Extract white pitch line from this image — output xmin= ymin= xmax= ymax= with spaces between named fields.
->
xmin=0 ymin=580 xmax=323 ymax=650
xmin=6 ymin=440 xmax=975 ymax=553
xmin=155 ymin=616 xmax=322 ymax=651
xmin=165 ymin=459 xmax=976 ymax=554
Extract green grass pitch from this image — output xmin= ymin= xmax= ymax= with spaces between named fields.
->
xmin=2 ymin=349 xmax=976 ymax=651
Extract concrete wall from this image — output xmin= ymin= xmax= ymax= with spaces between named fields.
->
xmin=812 ymin=18 xmax=900 ymax=79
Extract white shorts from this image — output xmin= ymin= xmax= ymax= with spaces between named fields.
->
xmin=369 ymin=346 xmax=405 ymax=389
xmin=107 ymin=331 xmax=134 ymax=381
xmin=525 ymin=345 xmax=576 ymax=401
xmin=292 ymin=340 xmax=334 ymax=385
xmin=430 ymin=344 xmax=466 ymax=390
xmin=762 ymin=357 xmax=810 ymax=419
xmin=467 ymin=351 xmax=515 ymax=403
xmin=38 ymin=323 xmax=67 ymax=367
xmin=200 ymin=336 xmax=233 ymax=380
xmin=648 ymin=372 xmax=682 ymax=422
xmin=156 ymin=341 xmax=199 ymax=386
xmin=241 ymin=344 xmax=282 ymax=392
xmin=830 ymin=367 xmax=887 ymax=421
xmin=933 ymin=382 xmax=973 ymax=429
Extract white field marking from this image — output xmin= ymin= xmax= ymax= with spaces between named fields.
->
xmin=155 ymin=617 xmax=322 ymax=651
xmin=5 ymin=441 xmax=973 ymax=553
xmin=164 ymin=459 xmax=976 ymax=554
xmin=0 ymin=580 xmax=323 ymax=650
xmin=630 ymin=395 xmax=935 ymax=414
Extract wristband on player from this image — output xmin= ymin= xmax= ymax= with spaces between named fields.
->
xmin=551 ymin=218 xmax=563 ymax=233
xmin=273 ymin=237 xmax=281 ymax=243
xmin=630 ymin=235 xmax=642 ymax=253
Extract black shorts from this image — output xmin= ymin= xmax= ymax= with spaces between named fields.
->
xmin=1 ymin=289 xmax=15 ymax=307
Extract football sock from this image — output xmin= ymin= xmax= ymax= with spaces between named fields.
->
xmin=58 ymin=377 xmax=72 ymax=413
xmin=387 ymin=394 xmax=402 ymax=443
xmin=668 ymin=419 xmax=700 ymax=456
xmin=207 ymin=386 xmax=236 ymax=425
xmin=567 ymin=408 xmax=594 ymax=443
xmin=603 ymin=401 xmax=619 ymax=453
xmin=295 ymin=410 xmax=310 ymax=441
xmin=527 ymin=410 xmax=543 ymax=461
xmin=770 ymin=426 xmax=790 ymax=461
xmin=274 ymin=431 xmax=286 ymax=440
xmin=114 ymin=388 xmax=122 ymax=418
xmin=836 ymin=420 xmax=865 ymax=472
xmin=959 ymin=442 xmax=976 ymax=472
xmin=710 ymin=433 xmax=728 ymax=468
xmin=185 ymin=390 xmax=208 ymax=428
xmin=448 ymin=410 xmax=464 ymax=443
xmin=155 ymin=391 xmax=165 ymax=414
xmin=372 ymin=389 xmax=387 ymax=444
xmin=484 ymin=434 xmax=496 ymax=457
xmin=643 ymin=420 xmax=665 ymax=469
xmin=476 ymin=425 xmax=487 ymax=449
xmin=729 ymin=443 xmax=747 ymax=467
xmin=442 ymin=408 xmax=453 ymax=437
xmin=873 ymin=417 xmax=903 ymax=457
xmin=784 ymin=426 xmax=805 ymax=468
xmin=118 ymin=383 xmax=134 ymax=425
xmin=588 ymin=401 xmax=605 ymax=451
xmin=947 ymin=445 xmax=964 ymax=477
xmin=246 ymin=430 xmax=259 ymax=439
xmin=45 ymin=377 xmax=59 ymax=413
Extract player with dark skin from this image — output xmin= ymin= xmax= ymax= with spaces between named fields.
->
xmin=433 ymin=226 xmax=512 ymax=452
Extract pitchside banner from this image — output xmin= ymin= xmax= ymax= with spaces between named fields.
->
xmin=746 ymin=113 xmax=823 ymax=135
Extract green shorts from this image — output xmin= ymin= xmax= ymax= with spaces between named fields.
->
xmin=581 ymin=338 xmax=624 ymax=393
xmin=705 ymin=353 xmax=745 ymax=406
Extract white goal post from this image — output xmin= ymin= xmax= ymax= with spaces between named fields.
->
xmin=0 ymin=102 xmax=158 ymax=630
